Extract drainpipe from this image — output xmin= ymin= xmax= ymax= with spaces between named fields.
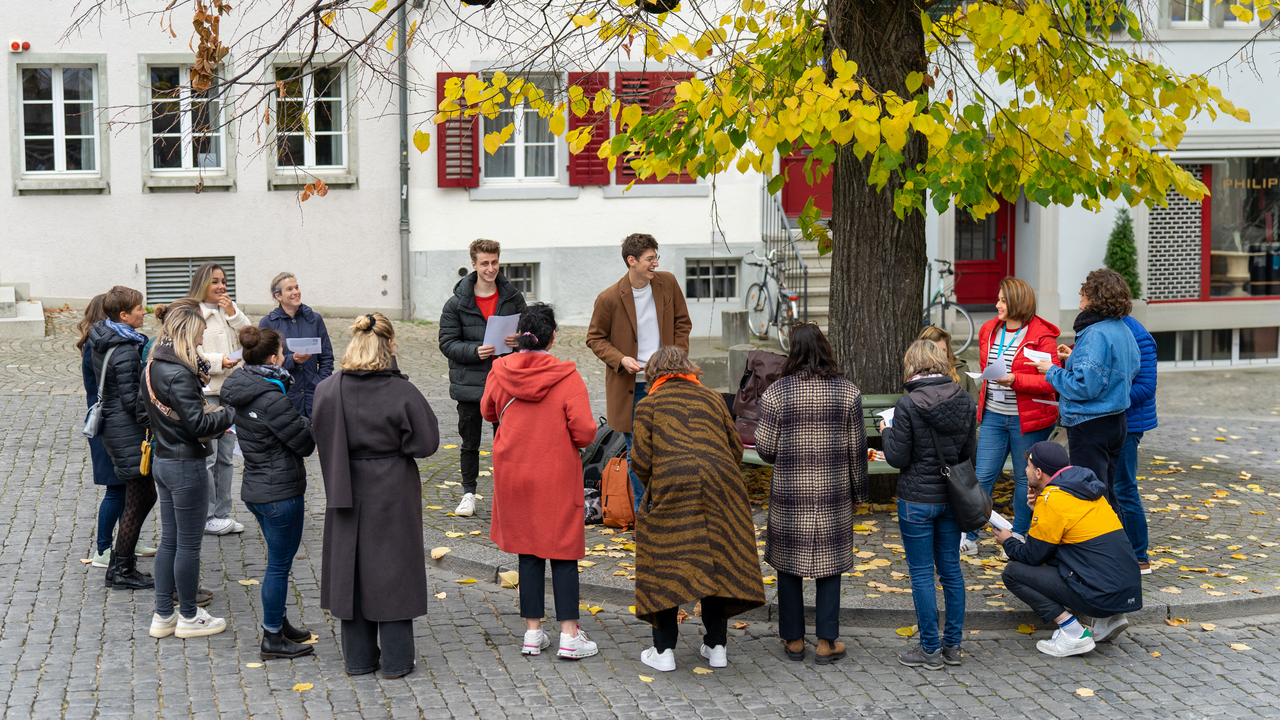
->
xmin=397 ymin=2 xmax=411 ymax=321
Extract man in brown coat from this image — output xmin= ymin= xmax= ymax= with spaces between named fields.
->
xmin=586 ymin=233 xmax=692 ymax=508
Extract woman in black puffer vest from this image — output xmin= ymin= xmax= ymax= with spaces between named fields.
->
xmin=88 ymin=285 xmax=156 ymax=591
xmin=220 ymin=326 xmax=317 ymax=661
xmin=881 ymin=340 xmax=977 ymax=671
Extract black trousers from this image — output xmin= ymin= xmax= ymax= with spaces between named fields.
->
xmin=340 ymin=574 xmax=416 ymax=676
xmin=518 ymin=554 xmax=580 ymax=622
xmin=1067 ymin=412 xmax=1127 ymax=507
xmin=457 ymin=401 xmax=498 ymax=495
xmin=652 ymin=597 xmax=729 ymax=652
xmin=777 ymin=573 xmax=841 ymax=641
xmin=1003 ymin=561 xmax=1108 ymax=623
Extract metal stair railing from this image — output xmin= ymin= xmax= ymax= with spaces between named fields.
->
xmin=759 ymin=185 xmax=809 ymax=322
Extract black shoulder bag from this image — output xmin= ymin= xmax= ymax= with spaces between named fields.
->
xmin=927 ymin=424 xmax=990 ymax=533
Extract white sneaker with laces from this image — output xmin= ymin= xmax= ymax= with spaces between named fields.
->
xmin=1036 ymin=626 xmax=1095 ymax=657
xmin=90 ymin=549 xmax=111 ymax=568
xmin=700 ymin=644 xmax=727 ymax=668
xmin=641 ymin=647 xmax=677 ymax=672
xmin=175 ymin=607 xmax=227 ymax=638
xmin=522 ymin=629 xmax=551 ymax=656
xmin=229 ymin=519 xmax=245 ymax=534
xmin=959 ymin=537 xmax=978 ymax=556
xmin=455 ymin=493 xmax=477 ymax=517
xmin=557 ymin=628 xmax=598 ymax=659
xmin=1090 ymin=614 xmax=1129 ymax=643
xmin=149 ymin=612 xmax=177 ymax=638
xmin=203 ymin=518 xmax=234 ymax=536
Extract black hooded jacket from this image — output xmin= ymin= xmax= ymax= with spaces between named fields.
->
xmin=882 ymin=375 xmax=978 ymax=504
xmin=88 ymin=322 xmax=150 ymax=480
xmin=437 ymin=272 xmax=527 ymax=403
xmin=139 ymin=341 xmax=235 ymax=459
xmin=220 ymin=367 xmax=316 ymax=504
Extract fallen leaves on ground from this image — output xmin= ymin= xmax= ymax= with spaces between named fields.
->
xmin=442 ymin=444 xmax=458 ymax=449
xmin=895 ymin=625 xmax=918 ymax=637
xmin=301 ymin=635 xmax=318 ymax=644
xmin=1160 ymin=587 xmax=1182 ymax=594
xmin=79 ymin=558 xmax=92 ymax=564
xmin=639 ymin=675 xmax=653 ymax=682
xmin=426 ymin=505 xmax=443 ymax=510
xmin=1151 ymin=651 xmax=1161 ymax=658
xmin=431 ymin=547 xmax=451 ymax=560
xmin=676 ymin=608 xmax=689 ymax=624
xmin=238 ymin=579 xmax=259 ymax=586
xmin=245 ymin=662 xmax=263 ymax=668
xmin=469 ymin=531 xmax=482 ymax=536
xmin=588 ymin=606 xmax=603 ymax=615
xmin=628 ymin=605 xmax=636 ymax=614
xmin=693 ymin=667 xmax=713 ymax=674
xmin=445 ymin=532 xmax=465 ymax=538
xmin=1231 ymin=643 xmax=1252 ymax=651
xmin=762 ymin=575 xmax=776 ymax=585
xmin=1076 ymin=688 xmax=1095 ymax=697
xmin=1016 ymin=624 xmax=1036 ymax=634
xmin=1166 ymin=618 xmax=1189 ymax=626
xmin=499 ymin=570 xmax=519 ymax=588
xmin=293 ymin=683 xmax=313 ymax=692
xmin=435 ymin=591 xmax=447 ymax=599
xmin=456 ymin=578 xmax=476 ymax=584
xmin=1200 ymin=623 xmax=1216 ymax=631
xmin=733 ymin=621 xmax=750 ymax=629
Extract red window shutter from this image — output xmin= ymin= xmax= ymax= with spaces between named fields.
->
xmin=436 ymin=72 xmax=480 ymax=188
xmin=614 ymin=71 xmax=696 ymax=185
xmin=567 ymin=72 xmax=611 ymax=186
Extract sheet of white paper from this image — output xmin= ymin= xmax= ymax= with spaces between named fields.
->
xmin=1032 ymin=398 xmax=1059 ymax=406
xmin=876 ymin=408 xmax=895 ymax=427
xmin=988 ymin=511 xmax=1013 ymax=531
xmin=482 ymin=314 xmax=522 ymax=356
xmin=965 ymin=356 xmax=1008 ymax=381
xmin=286 ymin=337 xmax=322 ymax=354
xmin=1023 ymin=347 xmax=1052 ymax=363
xmin=227 ymin=348 xmax=243 ymax=362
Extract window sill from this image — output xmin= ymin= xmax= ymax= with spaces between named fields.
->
xmin=14 ymin=177 xmax=109 ymax=196
xmin=1148 ymin=27 xmax=1274 ymax=41
xmin=469 ymin=185 xmax=580 ymax=201
xmin=144 ymin=175 xmax=235 ymax=193
xmin=603 ymin=184 xmax=709 ymax=198
xmin=268 ymin=171 xmax=357 ymax=190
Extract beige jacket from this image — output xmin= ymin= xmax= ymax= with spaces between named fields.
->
xmin=198 ymin=301 xmax=250 ymax=396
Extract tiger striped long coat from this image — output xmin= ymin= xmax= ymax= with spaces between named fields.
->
xmin=630 ymin=378 xmax=766 ymax=625
xmin=754 ymin=374 xmax=868 ymax=579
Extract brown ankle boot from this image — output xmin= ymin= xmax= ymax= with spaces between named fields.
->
xmin=781 ymin=637 xmax=805 ymax=661
xmin=816 ymin=638 xmax=846 ymax=665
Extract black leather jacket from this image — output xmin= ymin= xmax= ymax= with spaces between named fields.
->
xmin=140 ymin=341 xmax=235 ymax=459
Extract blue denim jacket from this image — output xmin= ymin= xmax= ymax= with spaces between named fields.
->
xmin=1046 ymin=317 xmax=1139 ymax=427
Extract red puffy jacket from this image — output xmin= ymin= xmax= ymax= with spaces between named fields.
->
xmin=974 ymin=315 xmax=1062 ymax=433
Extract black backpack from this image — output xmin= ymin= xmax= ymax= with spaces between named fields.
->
xmin=580 ymin=417 xmax=628 ymax=489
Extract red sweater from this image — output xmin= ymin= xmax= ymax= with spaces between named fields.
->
xmin=975 ymin=315 xmax=1062 ymax=433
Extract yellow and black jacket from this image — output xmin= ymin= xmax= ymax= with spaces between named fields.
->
xmin=1002 ymin=466 xmax=1143 ymax=615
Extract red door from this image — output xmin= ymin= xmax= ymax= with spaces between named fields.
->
xmin=780 ymin=148 xmax=832 ymax=218
xmin=954 ymin=199 xmax=1016 ymax=305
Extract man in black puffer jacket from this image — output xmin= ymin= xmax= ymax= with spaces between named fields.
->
xmin=88 ymin=286 xmax=155 ymax=591
xmin=438 ymin=239 xmax=527 ymax=518
xmin=881 ymin=340 xmax=978 ymax=671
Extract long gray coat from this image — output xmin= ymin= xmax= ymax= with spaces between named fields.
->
xmin=754 ymin=374 xmax=868 ymax=579
xmin=313 ymin=360 xmax=439 ymax=621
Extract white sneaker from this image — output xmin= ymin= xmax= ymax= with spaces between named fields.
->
xmin=700 ymin=644 xmax=727 ymax=668
xmin=149 ymin=612 xmax=177 ymax=638
xmin=1036 ymin=627 xmax=1095 ymax=657
xmin=203 ymin=518 xmax=234 ymax=536
xmin=135 ymin=542 xmax=157 ymax=557
xmin=90 ymin=549 xmax=111 ymax=568
xmin=641 ymin=647 xmax=676 ymax=672
xmin=455 ymin=493 xmax=477 ymax=517
xmin=229 ymin=520 xmax=245 ymax=534
xmin=522 ymin=629 xmax=551 ymax=656
xmin=557 ymin=628 xmax=598 ymax=659
xmin=175 ymin=607 xmax=227 ymax=638
xmin=959 ymin=537 xmax=978 ymax=556
xmin=1090 ymin=614 xmax=1130 ymax=644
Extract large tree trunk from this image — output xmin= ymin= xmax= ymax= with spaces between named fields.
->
xmin=827 ymin=0 xmax=930 ymax=395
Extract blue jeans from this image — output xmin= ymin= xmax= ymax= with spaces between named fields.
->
xmin=96 ymin=485 xmax=126 ymax=554
xmin=153 ymin=458 xmax=208 ymax=619
xmin=967 ymin=412 xmax=1053 ymax=540
xmin=1111 ymin=431 xmax=1149 ymax=563
xmin=623 ymin=380 xmax=648 ymax=512
xmin=898 ymin=500 xmax=965 ymax=653
xmin=246 ymin=496 xmax=306 ymax=633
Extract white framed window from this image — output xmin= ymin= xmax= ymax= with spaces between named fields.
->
xmin=275 ymin=65 xmax=347 ymax=169
xmin=685 ymin=259 xmax=739 ymax=300
xmin=1224 ymin=0 xmax=1260 ymax=26
xmin=149 ymin=66 xmax=224 ymax=171
xmin=1168 ymin=0 xmax=1210 ymax=26
xmin=482 ymin=74 xmax=560 ymax=183
xmin=20 ymin=66 xmax=99 ymax=174
xmin=505 ymin=263 xmax=538 ymax=299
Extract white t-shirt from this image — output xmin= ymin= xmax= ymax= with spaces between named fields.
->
xmin=633 ymin=283 xmax=660 ymax=380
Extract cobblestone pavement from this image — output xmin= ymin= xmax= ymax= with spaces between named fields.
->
xmin=3 ymin=312 xmax=1280 ymax=718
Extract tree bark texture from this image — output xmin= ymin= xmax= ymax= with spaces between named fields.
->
xmin=826 ymin=0 xmax=930 ymax=395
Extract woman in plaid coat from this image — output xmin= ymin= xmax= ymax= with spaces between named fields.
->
xmin=754 ymin=325 xmax=868 ymax=665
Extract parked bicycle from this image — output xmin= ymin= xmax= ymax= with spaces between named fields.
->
xmin=744 ymin=249 xmax=798 ymax=351
xmin=922 ymin=259 xmax=975 ymax=354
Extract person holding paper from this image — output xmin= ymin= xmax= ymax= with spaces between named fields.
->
xmin=997 ymin=441 xmax=1141 ymax=657
xmin=258 ymin=273 xmax=334 ymax=419
xmin=961 ymin=278 xmax=1062 ymax=557
xmin=438 ymin=239 xmax=527 ymax=518
xmin=188 ymin=262 xmax=249 ymax=537
xmin=1031 ymin=269 xmax=1139 ymax=510
xmin=586 ymin=233 xmax=692 ymax=512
